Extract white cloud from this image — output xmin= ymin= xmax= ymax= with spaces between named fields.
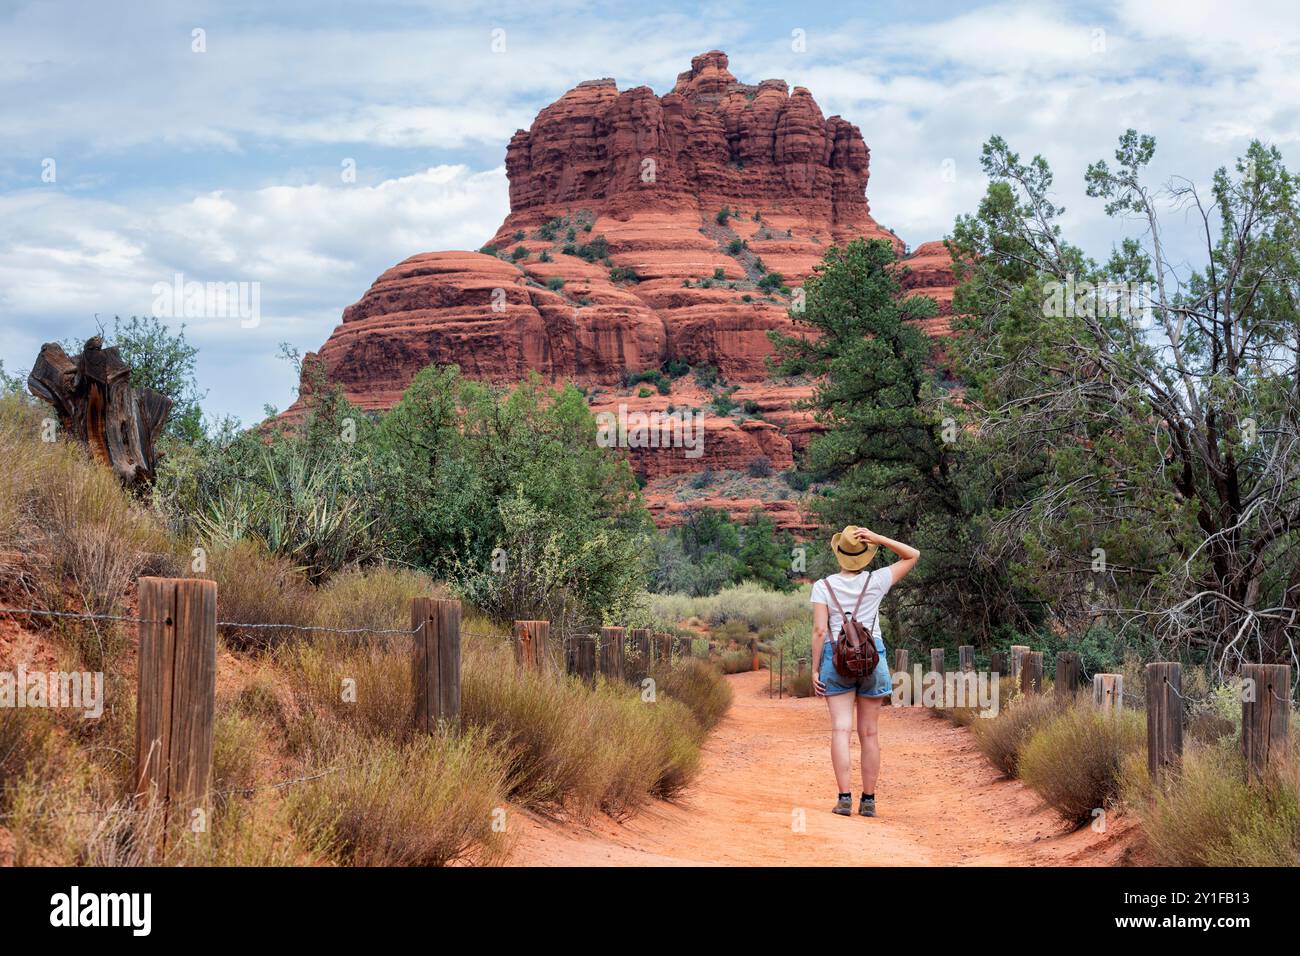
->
xmin=0 ymin=165 xmax=508 ymax=421
xmin=3 ymin=0 xmax=1298 ymax=425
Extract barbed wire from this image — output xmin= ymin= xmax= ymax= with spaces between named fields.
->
xmin=0 ymin=606 xmax=159 ymax=625
xmin=216 ymin=620 xmax=419 ymax=637
xmin=0 ymin=605 xmax=510 ymax=642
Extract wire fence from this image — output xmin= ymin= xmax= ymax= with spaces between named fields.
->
xmin=0 ymin=602 xmax=713 ymax=827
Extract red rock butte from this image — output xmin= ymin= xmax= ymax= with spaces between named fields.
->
xmin=292 ymin=51 xmax=957 ymax=530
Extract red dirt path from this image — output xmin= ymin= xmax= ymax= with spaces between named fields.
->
xmin=507 ymin=670 xmax=1141 ymax=866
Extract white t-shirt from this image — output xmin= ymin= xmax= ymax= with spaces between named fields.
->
xmin=811 ymin=569 xmax=891 ymax=643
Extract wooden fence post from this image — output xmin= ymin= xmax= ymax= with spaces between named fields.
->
xmin=675 ymin=634 xmax=693 ymax=659
xmin=630 ymin=627 xmax=652 ymax=665
xmin=1146 ymin=662 xmax=1183 ymax=780
xmin=894 ymin=649 xmax=909 ymax=674
xmin=1093 ymin=674 xmax=1123 ymax=713
xmin=599 ymin=626 xmax=626 ymax=681
xmin=1055 ymin=651 xmax=1081 ymax=695
xmin=412 ymin=598 xmax=461 ymax=731
xmin=512 ymin=619 xmax=549 ymax=672
xmin=958 ymin=645 xmax=975 ymax=673
xmin=1019 ymin=651 xmax=1043 ymax=695
xmin=566 ymin=634 xmax=596 ymax=684
xmin=652 ymin=633 xmax=670 ymax=665
xmin=1009 ymin=645 xmax=1029 ymax=681
xmin=135 ymin=577 xmax=217 ymax=827
xmin=930 ymin=648 xmax=945 ymax=674
xmin=990 ymin=651 xmax=1007 ymax=676
xmin=750 ymin=638 xmax=759 ymax=672
xmin=1242 ymin=664 xmax=1292 ymax=777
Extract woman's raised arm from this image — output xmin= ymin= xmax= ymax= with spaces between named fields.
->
xmin=856 ymin=527 xmax=920 ymax=586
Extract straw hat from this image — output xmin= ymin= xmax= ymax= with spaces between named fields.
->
xmin=830 ymin=525 xmax=879 ymax=572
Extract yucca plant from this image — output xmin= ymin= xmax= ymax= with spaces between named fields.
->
xmin=195 ymin=444 xmax=379 ymax=583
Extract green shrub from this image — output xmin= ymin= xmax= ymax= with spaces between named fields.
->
xmin=546 ymin=277 xmax=565 ymax=291
xmin=511 ymin=245 xmax=529 ymax=261
xmin=711 ymin=391 xmax=737 ymax=415
xmin=609 ymin=265 xmax=641 ymax=283
xmin=565 ymin=235 xmax=608 ymax=262
xmin=693 ymin=364 xmax=720 ymax=388
xmin=624 ymin=369 xmax=670 ymax=394
xmin=1017 ymin=703 xmax=1145 ymax=824
xmin=783 ymin=469 xmax=812 ymax=492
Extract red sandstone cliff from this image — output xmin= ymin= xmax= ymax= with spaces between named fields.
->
xmin=292 ymin=51 xmax=958 ymax=531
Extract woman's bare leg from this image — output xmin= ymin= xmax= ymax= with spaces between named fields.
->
xmin=856 ymin=696 xmax=883 ymax=793
xmin=826 ymin=691 xmax=855 ymax=792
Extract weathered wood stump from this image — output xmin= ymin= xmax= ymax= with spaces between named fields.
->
xmin=27 ymin=337 xmax=171 ymax=487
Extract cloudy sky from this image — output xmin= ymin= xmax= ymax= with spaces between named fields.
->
xmin=2 ymin=0 xmax=1297 ymax=424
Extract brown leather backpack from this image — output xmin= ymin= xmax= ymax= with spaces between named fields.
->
xmin=825 ymin=574 xmax=881 ymax=680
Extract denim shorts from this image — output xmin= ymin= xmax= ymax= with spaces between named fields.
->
xmin=819 ymin=637 xmax=892 ymax=698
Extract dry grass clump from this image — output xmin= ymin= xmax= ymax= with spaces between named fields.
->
xmin=460 ymin=636 xmax=710 ymax=815
xmin=786 ymin=667 xmax=813 ymax=698
xmin=288 ymin=726 xmax=510 ymax=867
xmin=654 ymin=658 xmax=733 ymax=731
xmin=286 ymin=636 xmax=413 ymax=744
xmin=205 ymin=539 xmax=313 ymax=650
xmin=1121 ymin=743 xmax=1300 ymax=866
xmin=311 ymin=565 xmax=445 ymax=637
xmin=0 ymin=397 xmax=178 ymax=668
xmin=719 ymin=648 xmax=754 ymax=674
xmin=1017 ymin=703 xmax=1145 ymax=824
xmin=969 ymin=691 xmax=1061 ymax=777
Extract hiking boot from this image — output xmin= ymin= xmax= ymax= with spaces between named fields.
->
xmin=858 ymin=795 xmax=876 ymax=817
xmin=832 ymin=794 xmax=853 ymax=816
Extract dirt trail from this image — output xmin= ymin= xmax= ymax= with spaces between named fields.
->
xmin=509 ymin=670 xmax=1140 ymax=866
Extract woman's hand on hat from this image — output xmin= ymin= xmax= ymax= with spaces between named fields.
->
xmin=855 ymin=527 xmax=880 ymax=545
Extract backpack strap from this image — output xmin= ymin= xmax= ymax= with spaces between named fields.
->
xmin=822 ymin=577 xmax=864 ymax=650
xmin=822 ymin=577 xmax=848 ymax=620
xmin=848 ymin=570 xmax=871 ymax=620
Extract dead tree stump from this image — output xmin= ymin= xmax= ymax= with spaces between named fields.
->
xmin=27 ymin=337 xmax=171 ymax=487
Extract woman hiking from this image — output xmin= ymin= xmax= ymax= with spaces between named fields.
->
xmin=810 ymin=525 xmax=919 ymax=818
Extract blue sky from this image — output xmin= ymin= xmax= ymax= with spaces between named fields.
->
xmin=2 ymin=0 xmax=1298 ymax=424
